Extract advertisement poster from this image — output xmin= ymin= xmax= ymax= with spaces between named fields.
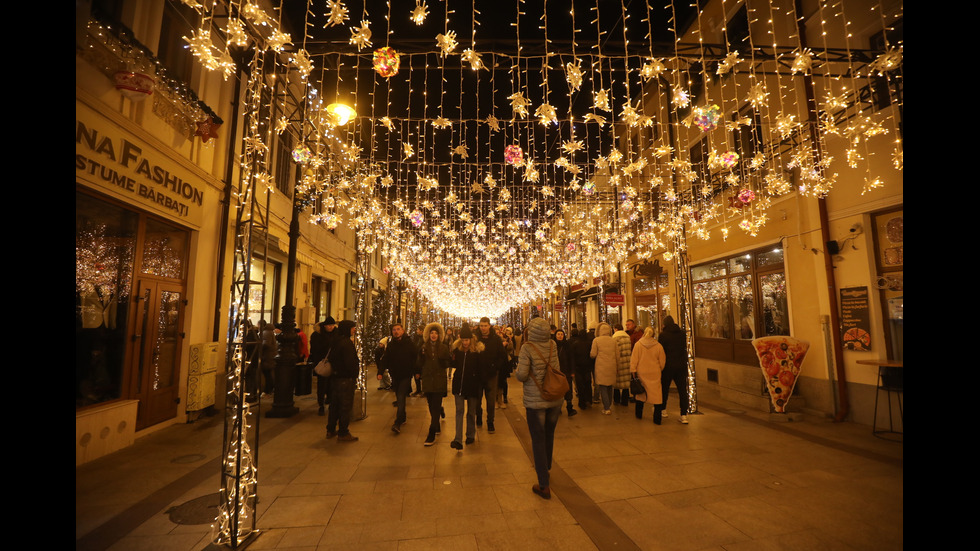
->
xmin=840 ymin=286 xmax=872 ymax=350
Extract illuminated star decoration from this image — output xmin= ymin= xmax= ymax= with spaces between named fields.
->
xmin=266 ymin=29 xmax=291 ymax=53
xmin=402 ymin=142 xmax=414 ymax=160
xmin=195 ymin=116 xmax=221 ymax=142
xmin=639 ymin=59 xmax=666 ymax=81
xmin=716 ymin=51 xmax=741 ymax=75
xmin=508 ymin=93 xmax=530 ymax=118
xmin=747 ymin=83 xmax=768 ymax=108
xmin=380 ymin=175 xmax=393 ymax=188
xmin=671 ymin=86 xmax=690 ymax=108
xmin=432 ymin=117 xmax=452 ymax=129
xmin=380 ymin=117 xmax=394 ymax=131
xmin=225 ymin=18 xmax=249 ymax=47
xmin=583 ymin=113 xmax=606 ymax=126
xmin=562 ymin=140 xmax=583 ymax=155
xmin=291 ymin=48 xmax=313 ymax=79
xmin=462 ymin=49 xmax=486 ymax=71
xmin=324 ymin=1 xmax=349 ymax=27
xmin=869 ymin=47 xmax=903 ymax=75
xmin=436 ymin=31 xmax=457 ymax=57
xmin=565 ymin=60 xmax=584 ymax=91
xmin=453 ymin=145 xmax=469 ymax=159
xmin=592 ymin=89 xmax=611 ymax=111
xmin=535 ymin=103 xmax=558 ymax=126
xmin=485 ymin=115 xmax=501 ymax=132
xmin=791 ymin=49 xmax=813 ymax=74
xmin=470 ymin=181 xmax=485 ymax=194
xmin=276 ymin=116 xmax=288 ymax=134
xmin=349 ymin=20 xmax=372 ymax=50
xmin=411 ymin=1 xmax=429 ymax=25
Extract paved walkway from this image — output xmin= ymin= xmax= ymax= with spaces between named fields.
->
xmin=76 ymin=381 xmax=903 ymax=551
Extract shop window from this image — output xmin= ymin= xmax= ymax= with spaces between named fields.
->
xmin=692 ymin=244 xmax=789 ymax=364
xmin=633 ymin=272 xmax=669 ymax=333
xmin=157 ymin=1 xmax=197 ymax=86
xmin=274 ymin=132 xmax=294 ymax=196
xmin=871 ymin=208 xmax=903 ymax=361
xmin=248 ymin=256 xmax=281 ymax=326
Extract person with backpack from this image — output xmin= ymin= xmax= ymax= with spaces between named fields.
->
xmin=516 ymin=317 xmax=565 ymax=500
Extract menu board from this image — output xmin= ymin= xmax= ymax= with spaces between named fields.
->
xmin=840 ymin=286 xmax=872 ymax=351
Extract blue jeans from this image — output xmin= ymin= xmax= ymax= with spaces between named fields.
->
xmin=394 ymin=377 xmax=412 ymax=426
xmin=526 ymin=406 xmax=561 ymax=488
xmin=454 ymin=394 xmax=479 ymax=442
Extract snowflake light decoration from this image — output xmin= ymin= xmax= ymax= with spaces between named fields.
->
xmin=508 ymin=93 xmax=530 ymax=118
xmin=485 ymin=115 xmax=501 ymax=132
xmin=380 ymin=117 xmax=394 ymax=131
xmin=349 ymin=20 xmax=372 ymax=50
xmin=716 ymin=51 xmax=740 ymax=75
xmin=267 ymin=29 xmax=291 ymax=52
xmin=583 ymin=113 xmax=606 ymax=126
xmin=436 ymin=31 xmax=457 ymax=57
xmin=671 ymin=86 xmax=691 ymax=108
xmin=639 ymin=59 xmax=665 ymax=81
xmin=791 ymin=49 xmax=813 ymax=74
xmin=747 ymin=83 xmax=769 ymax=108
xmin=535 ymin=103 xmax=558 ymax=126
xmin=403 ymin=142 xmax=414 ymax=160
xmin=291 ymin=49 xmax=313 ymax=79
xmin=411 ymin=1 xmax=429 ymax=25
xmin=565 ymin=60 xmax=584 ymax=91
xmin=562 ymin=140 xmax=583 ymax=155
xmin=593 ymin=89 xmax=611 ymax=111
xmin=432 ymin=117 xmax=452 ymax=129
xmin=462 ymin=49 xmax=486 ymax=71
xmin=324 ymin=1 xmax=349 ymax=27
xmin=453 ymin=145 xmax=469 ymax=159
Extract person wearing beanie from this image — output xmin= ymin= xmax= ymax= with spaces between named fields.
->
xmin=473 ymin=316 xmax=507 ymax=433
xmin=449 ymin=324 xmax=485 ymax=449
xmin=516 ymin=317 xmax=564 ymax=500
xmin=382 ymin=323 xmax=418 ymax=433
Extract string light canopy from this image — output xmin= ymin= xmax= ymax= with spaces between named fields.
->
xmin=177 ymin=0 xmax=902 ymax=320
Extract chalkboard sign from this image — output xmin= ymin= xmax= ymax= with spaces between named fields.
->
xmin=840 ymin=286 xmax=872 ymax=351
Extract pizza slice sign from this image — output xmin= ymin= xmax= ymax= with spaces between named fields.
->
xmin=752 ymin=336 xmax=810 ymax=413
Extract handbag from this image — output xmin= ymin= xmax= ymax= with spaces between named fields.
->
xmin=314 ymin=348 xmax=333 ymax=377
xmin=630 ymin=374 xmax=645 ymax=396
xmin=524 ymin=342 xmax=570 ymax=401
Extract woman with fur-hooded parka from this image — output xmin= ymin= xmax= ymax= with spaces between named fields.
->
xmin=417 ymin=321 xmax=451 ymax=446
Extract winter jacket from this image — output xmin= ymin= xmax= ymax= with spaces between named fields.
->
xmin=658 ymin=318 xmax=688 ymax=375
xmin=308 ymin=327 xmax=335 ymax=367
xmin=612 ymin=330 xmax=632 ymax=390
xmin=451 ymin=338 xmax=485 ymax=398
xmin=516 ymin=317 xmax=565 ymax=409
xmin=554 ymin=336 xmax=573 ymax=375
xmin=590 ymin=323 xmax=618 ymax=386
xmin=474 ymin=326 xmax=508 ymax=380
xmin=382 ymin=334 xmax=418 ymax=382
xmin=630 ymin=335 xmax=666 ymax=404
xmin=328 ymin=321 xmax=360 ymax=378
xmin=260 ymin=326 xmax=277 ymax=367
xmin=571 ymin=329 xmax=594 ymax=375
xmin=417 ymin=322 xmax=451 ymax=395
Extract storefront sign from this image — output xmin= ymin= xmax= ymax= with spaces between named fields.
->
xmin=605 ymin=292 xmax=625 ymax=307
xmin=840 ymin=286 xmax=872 ymax=351
xmin=75 ymin=112 xmax=206 ymax=226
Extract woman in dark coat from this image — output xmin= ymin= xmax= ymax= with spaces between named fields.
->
xmin=418 ymin=322 xmax=451 ymax=446
xmin=449 ymin=324 xmax=484 ymax=450
xmin=553 ymin=330 xmax=577 ymax=417
xmin=326 ymin=320 xmax=360 ymax=441
xmin=658 ymin=316 xmax=690 ymax=424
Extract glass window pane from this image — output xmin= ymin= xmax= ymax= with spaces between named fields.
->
xmin=757 ymin=247 xmax=784 ymax=268
xmin=760 ymin=272 xmax=789 ymax=336
xmin=694 ymin=280 xmax=731 ymax=338
xmin=141 ymin=218 xmax=187 ymax=278
xmin=692 ymin=260 xmax=726 ymax=281
xmin=732 ymin=275 xmax=754 ymax=339
xmin=633 ymin=277 xmax=656 ymax=293
xmin=76 ymin=193 xmax=137 ymax=408
xmin=730 ymin=254 xmax=752 ymax=273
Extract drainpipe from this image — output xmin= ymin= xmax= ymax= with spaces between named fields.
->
xmin=797 ymin=0 xmax=848 ymax=421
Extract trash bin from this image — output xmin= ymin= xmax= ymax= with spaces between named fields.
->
xmin=295 ymin=362 xmax=313 ymax=395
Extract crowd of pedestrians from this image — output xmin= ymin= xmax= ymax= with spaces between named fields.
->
xmin=302 ymin=313 xmax=691 ymax=501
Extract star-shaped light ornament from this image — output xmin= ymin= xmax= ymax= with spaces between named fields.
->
xmin=470 ymin=181 xmax=485 ymax=194
xmin=380 ymin=175 xmax=393 ymax=188
xmin=324 ymin=1 xmax=349 ymax=27
xmin=775 ymin=114 xmax=797 ymax=138
xmin=195 ymin=116 xmax=221 ymax=142
xmin=380 ymin=117 xmax=394 ymax=131
xmin=291 ymin=48 xmax=313 ymax=79
xmin=484 ymin=173 xmax=497 ymax=189
xmin=716 ymin=51 xmax=741 ymax=75
xmin=349 ymin=20 xmax=372 ymax=50
xmin=485 ymin=115 xmax=501 ymax=132
xmin=524 ymin=166 xmax=540 ymax=183
xmin=747 ymin=84 xmax=769 ymax=108
xmin=462 ymin=49 xmax=486 ymax=71
xmin=411 ymin=1 xmax=429 ymax=25
xmin=453 ymin=145 xmax=469 ymax=159
xmin=869 ymin=47 xmax=903 ymax=75
xmin=621 ymin=103 xmax=640 ymax=127
xmin=508 ymin=93 xmax=530 ymax=118
xmin=436 ymin=31 xmax=457 ymax=57
xmin=562 ymin=140 xmax=584 ymax=155
xmin=540 ymin=185 xmax=554 ymax=197
xmin=565 ymin=60 xmax=584 ymax=91
xmin=791 ymin=49 xmax=814 ymax=74
xmin=225 ymin=18 xmax=249 ymax=47
xmin=583 ymin=113 xmax=607 ymax=126
xmin=402 ymin=142 xmax=414 ymax=160
xmin=639 ymin=59 xmax=666 ymax=81
xmin=671 ymin=86 xmax=691 ymax=108
xmin=593 ymin=89 xmax=611 ymax=111
xmin=242 ymin=3 xmax=271 ymax=26
xmin=266 ymin=29 xmax=291 ymax=53
xmin=432 ymin=117 xmax=452 ymax=129
xmin=535 ymin=103 xmax=558 ymax=126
